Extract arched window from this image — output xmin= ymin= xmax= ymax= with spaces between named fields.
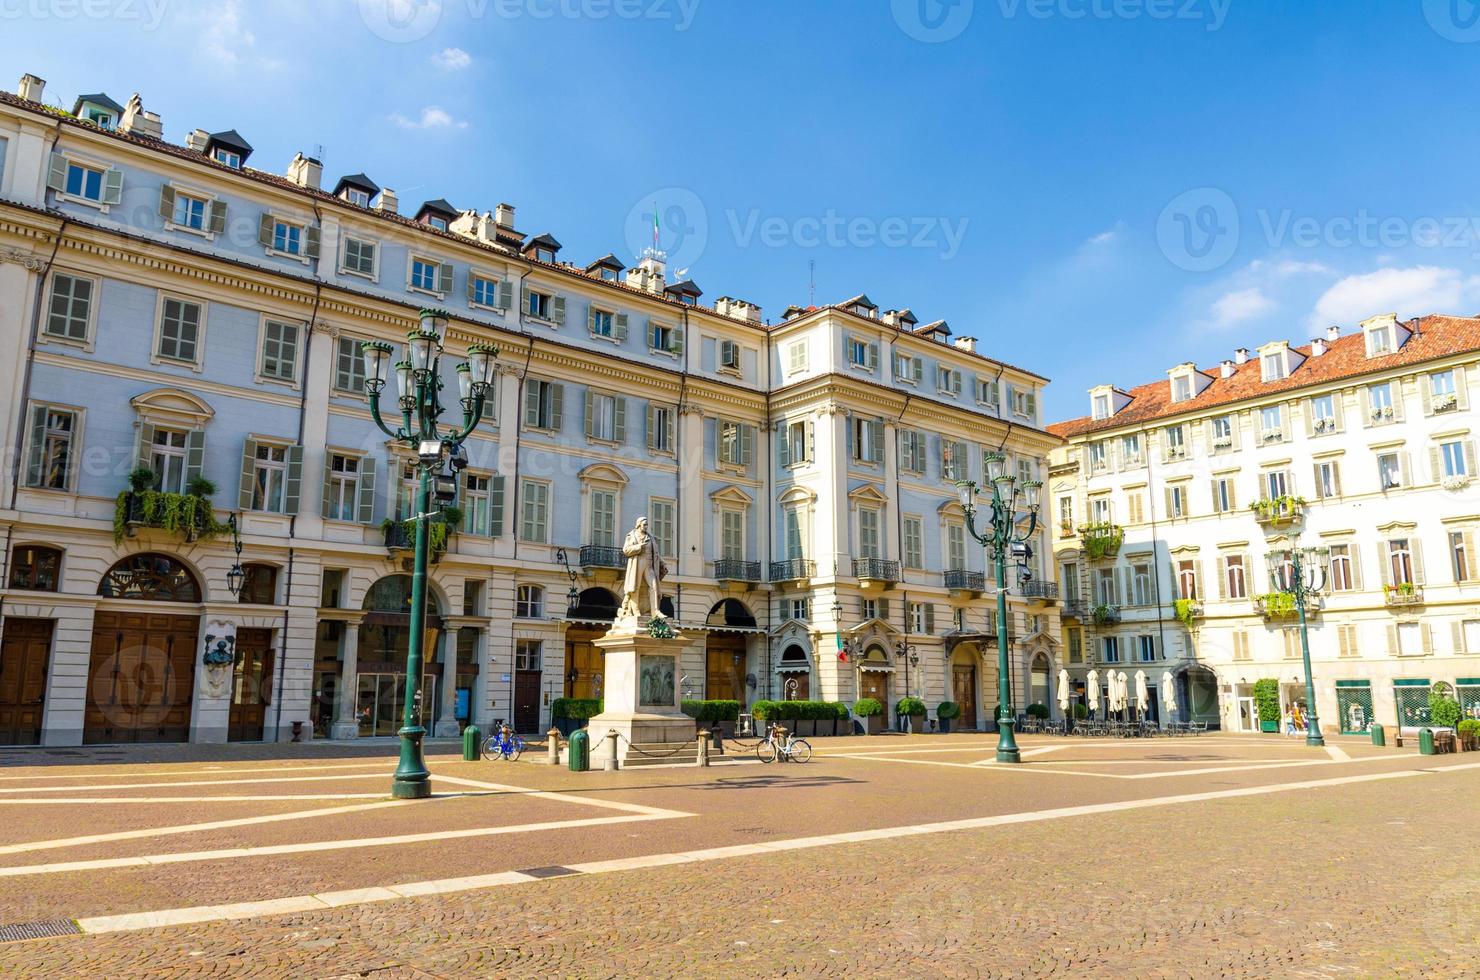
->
xmin=569 ymin=588 xmax=618 ymax=622
xmin=238 ymin=563 xmax=278 ymax=605
xmin=98 ymin=553 xmax=201 ymax=602
xmin=706 ymin=598 xmax=757 ymax=629
xmin=9 ymin=546 xmax=61 ymax=592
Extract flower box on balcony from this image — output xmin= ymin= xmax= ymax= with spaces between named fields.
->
xmin=1385 ymin=583 xmax=1424 ymax=607
xmin=1371 ymin=406 xmax=1395 ymax=423
xmin=1079 ymin=522 xmax=1124 ymax=560
xmin=1091 ymin=603 xmax=1120 ymax=626
xmin=1312 ymin=418 xmax=1337 ymax=434
xmin=113 ymin=489 xmax=223 ymax=543
xmin=1433 ymin=393 xmax=1459 ymax=413
xmin=1250 ymin=495 xmax=1306 ymax=527
xmin=1173 ymin=598 xmax=1202 ymax=628
xmin=1255 ymin=591 xmax=1299 ymax=619
xmin=382 ymin=517 xmax=452 ymax=563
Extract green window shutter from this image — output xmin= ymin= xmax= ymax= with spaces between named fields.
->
xmin=524 ymin=383 xmax=540 ymax=428
xmin=583 ymin=388 xmax=594 ymax=438
xmin=870 ymin=421 xmax=884 ymax=464
xmin=878 ymin=598 xmax=890 ymax=621
xmin=283 ymin=445 xmax=304 ymax=515
xmin=185 ymin=429 xmax=206 ymax=486
xmin=320 ymin=456 xmax=334 ymax=518
xmin=498 ymin=280 xmax=514 ymax=309
xmin=551 ymin=296 xmax=567 ymax=325
xmin=135 ymin=422 xmax=156 ymax=474
xmin=613 ymin=397 xmax=627 ymax=443
xmin=438 ymin=262 xmax=454 ymax=293
xmin=45 ymin=152 xmax=67 ymax=192
xmin=586 ymin=306 xmax=597 ymax=334
xmin=614 ymin=313 xmax=628 ymax=342
xmin=24 ymin=404 xmax=46 ymax=487
xmin=258 ymin=213 xmax=275 ymax=248
xmin=665 ymin=408 xmax=676 ymax=451
xmin=305 ymin=225 xmax=321 ymax=260
xmin=238 ymin=438 xmax=258 ymax=511
xmin=777 ymin=420 xmax=791 ymax=467
xmin=521 ymin=287 xmax=532 ymax=315
xmin=868 ymin=342 xmax=880 ymax=372
xmin=208 ymin=200 xmax=228 ymax=235
xmin=912 ymin=359 xmax=923 ymax=384
xmin=357 ymin=458 xmax=378 ymax=524
xmin=490 ymin=475 xmax=505 ymax=537
xmin=466 ymin=274 xmax=478 ymax=303
xmin=671 ymin=326 xmax=684 ymax=357
xmin=1026 ymin=392 xmax=1037 ymax=418
xmin=102 ymin=168 xmax=123 ymax=205
xmin=646 ymin=403 xmax=658 ymax=451
xmin=740 ymin=424 xmax=755 ymax=466
xmin=158 ymin=184 xmax=176 ymax=223
xmin=925 ymin=604 xmax=935 ymax=635
xmin=549 ymin=384 xmax=564 ymax=430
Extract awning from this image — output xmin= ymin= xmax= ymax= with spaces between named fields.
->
xmin=775 ymin=663 xmax=811 ymax=673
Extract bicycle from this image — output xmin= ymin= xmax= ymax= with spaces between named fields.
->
xmin=481 ymin=725 xmax=525 ymax=761
xmin=756 ymin=724 xmax=812 ymax=764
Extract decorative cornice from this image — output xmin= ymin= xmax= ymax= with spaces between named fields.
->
xmin=0 ymin=246 xmax=45 ymax=270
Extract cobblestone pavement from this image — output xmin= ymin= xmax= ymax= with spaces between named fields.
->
xmin=0 ymin=734 xmax=1475 ymax=977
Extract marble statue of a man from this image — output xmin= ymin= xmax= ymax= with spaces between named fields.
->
xmin=617 ymin=516 xmax=668 ymax=623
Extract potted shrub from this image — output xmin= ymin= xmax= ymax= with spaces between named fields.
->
xmin=896 ymin=696 xmax=926 ymax=733
xmin=1457 ymin=719 xmax=1480 ymax=752
xmin=853 ymin=697 xmax=884 ymax=735
xmin=937 ymin=701 xmax=961 ymax=733
xmin=550 ymin=697 xmax=602 ymax=737
xmin=1429 ymin=689 xmax=1462 ymax=730
xmin=1254 ymin=679 xmax=1281 ymax=733
xmin=831 ymin=701 xmax=851 ymax=736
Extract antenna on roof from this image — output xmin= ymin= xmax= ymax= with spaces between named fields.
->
xmin=314 ymin=144 xmax=325 ymax=164
xmin=808 ymin=259 xmax=815 ymax=307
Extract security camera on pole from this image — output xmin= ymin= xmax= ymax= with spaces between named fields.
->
xmin=361 ymin=309 xmax=498 ymax=799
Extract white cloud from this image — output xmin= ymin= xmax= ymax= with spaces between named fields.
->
xmin=390 ymin=106 xmax=468 ymax=130
xmin=201 ymin=0 xmax=255 ymax=66
xmin=1087 ymin=228 xmax=1117 ymax=245
xmin=1307 ymin=266 xmax=1480 ymax=328
xmin=432 ymin=47 xmax=472 ymax=70
xmin=1211 ymin=287 xmax=1274 ymax=327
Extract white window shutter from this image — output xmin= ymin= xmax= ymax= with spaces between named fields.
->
xmin=438 ymin=262 xmax=453 ymax=293
xmin=102 ymin=168 xmax=123 ymax=205
xmin=357 ymin=457 xmax=378 ymax=524
xmin=238 ymin=438 xmax=258 ymax=511
xmin=283 ymin=445 xmax=304 ymax=515
xmin=551 ymin=296 xmax=567 ymax=325
xmin=45 ymin=152 xmax=67 ymax=192
xmin=208 ymin=200 xmax=228 ymax=234
xmin=258 ymin=213 xmax=275 ymax=248
xmin=158 ymin=184 xmax=176 ymax=223
xmin=498 ymin=280 xmax=514 ymax=310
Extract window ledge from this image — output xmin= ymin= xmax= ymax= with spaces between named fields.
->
xmin=56 ymin=193 xmax=109 ymax=212
xmin=469 ymin=301 xmax=509 ymax=315
xmin=39 ymin=333 xmax=94 ymax=353
xmin=340 ymin=267 xmax=379 ymax=283
xmin=525 ymin=315 xmax=559 ymax=329
xmin=407 ymin=285 xmax=448 ymax=300
xmin=589 ymin=332 xmax=623 ymax=346
xmin=650 ymin=347 xmax=681 ymax=359
xmin=149 ymin=353 xmax=204 ymax=373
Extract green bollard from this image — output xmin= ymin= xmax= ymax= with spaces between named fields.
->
xmin=1370 ymin=724 xmax=1385 ymax=747
xmin=1419 ymin=728 xmax=1435 ymax=756
xmin=462 ymin=724 xmax=482 ymax=762
xmin=568 ymin=729 xmax=590 ymax=772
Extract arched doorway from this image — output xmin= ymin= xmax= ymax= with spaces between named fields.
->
xmin=1030 ymin=653 xmax=1052 ymax=713
xmin=777 ymin=644 xmax=811 ymax=701
xmin=87 ymin=553 xmax=203 ymax=744
xmin=858 ymin=644 xmax=892 ymax=734
xmin=356 ymin=575 xmax=443 ymax=737
xmin=705 ymin=600 xmax=755 ymax=701
xmin=951 ymin=646 xmax=980 ymax=730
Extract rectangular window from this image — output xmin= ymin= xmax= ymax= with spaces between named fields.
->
xmin=649 ymin=405 xmax=675 ymax=453
xmin=251 ymin=443 xmax=289 ymax=512
xmin=718 ymin=420 xmax=752 ymax=467
xmin=1090 ymin=496 xmax=1111 ymax=524
xmin=157 ymin=297 xmax=202 ymax=364
xmin=1093 ymin=394 xmax=1111 ymax=419
xmin=848 ymin=338 xmax=869 ymax=367
xmin=516 ymin=585 xmax=544 ymax=619
xmin=1388 ymin=539 xmax=1414 ymax=586
xmin=588 ymin=392 xmax=619 ymax=443
xmin=64 ymin=161 xmax=105 ymax=201
xmin=1133 ymin=563 xmax=1152 ymax=606
xmin=1450 ymin=531 xmax=1470 ymax=583
xmin=651 ymin=322 xmax=679 ymax=354
xmin=334 ymin=337 xmax=366 ymax=394
xmin=1172 ymin=375 xmax=1193 ymax=402
xmin=1311 ymin=393 xmax=1336 ymax=432
xmin=1177 ymin=560 xmax=1199 ymax=601
xmin=1378 ymin=452 xmax=1402 ymax=490
xmin=589 ymin=489 xmax=617 ymax=547
xmin=1088 ymin=442 xmax=1107 ymax=472
xmin=908 ymin=602 xmax=928 ymax=634
xmin=525 ymin=379 xmax=563 ymax=431
xmin=1101 ymin=637 xmax=1121 ymax=664
xmin=169 ymin=190 xmax=208 ymax=231
xmin=1260 ymin=405 xmax=1283 ymax=440
xmin=469 ymin=275 xmax=499 ymax=308
xmin=650 ymin=498 xmax=675 ymax=557
xmin=978 ymin=377 xmax=1000 ymax=408
xmin=1121 ymin=434 xmax=1141 ymax=465
xmin=1167 ymin=484 xmax=1188 ymax=519
xmin=325 ymin=454 xmax=360 ymax=522
xmin=1441 ymin=441 xmax=1469 ymax=479
xmin=900 ymin=430 xmax=926 ymax=474
xmin=785 ymin=598 xmax=810 ymax=621
xmin=260 ymin=319 xmax=300 ymax=382
xmin=1369 ymin=382 xmax=1394 ymax=421
xmin=720 ymin=339 xmax=742 ymax=371
xmin=527 ymin=289 xmax=552 ymax=319
xmin=1225 ymin=555 xmax=1247 ymax=600
xmin=1329 ymin=544 xmax=1355 ymax=591
xmin=590 ymin=309 xmax=614 ymax=338
xmin=783 ymin=507 xmax=804 ymax=560
xmin=1012 ymin=387 xmax=1034 ymax=417
xmin=272 ymin=220 xmax=303 ymax=256
xmin=1368 ymin=326 xmax=1392 ymax=355
xmin=1314 ymin=460 xmax=1340 ymax=499
xmin=1212 ymin=477 xmax=1235 ymax=513
xmin=1211 ymin=415 xmax=1234 ymax=449
xmin=1138 ymin=635 xmax=1157 ymax=663
xmin=784 ymin=420 xmax=810 ymax=466
xmin=938 ymin=366 xmax=961 ymax=395
xmin=1165 ymin=425 xmax=1186 ymax=458
xmin=903 ymin=517 xmax=923 ymax=568
xmin=25 ymin=406 xmax=75 ymax=490
xmin=852 ymin=417 xmax=882 ymax=464
xmin=150 ymin=428 xmax=189 ymax=493
xmin=720 ymin=510 xmax=744 ymax=560
xmin=1262 ymin=354 xmax=1287 ymax=381
xmin=214 ymin=148 xmax=241 ymax=169
xmin=520 ymin=481 xmax=549 ymax=543
xmin=947 ymin=523 xmax=966 ymax=570
xmin=858 ymin=508 xmax=881 ymax=559
xmin=45 ymin=273 xmax=93 ymax=341
xmin=1430 ymin=370 xmax=1458 ymax=412
xmin=1067 ymin=628 xmax=1083 ymax=664
xmin=411 ymin=257 xmax=442 ymax=292
xmin=515 ymin=639 xmax=542 ymax=671
xmin=463 ymin=474 xmax=490 ymax=535
xmin=343 ymin=237 xmax=376 ymax=277
xmin=1265 ymin=470 xmax=1289 ymax=500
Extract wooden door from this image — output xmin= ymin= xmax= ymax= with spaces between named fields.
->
xmin=563 ymin=633 xmax=604 ymax=701
xmin=953 ymin=664 xmax=978 ymax=729
xmin=861 ymin=671 xmax=889 ymax=732
xmin=705 ymin=635 xmax=745 ymax=701
xmin=86 ymin=612 xmax=197 ymax=744
xmin=0 ymin=619 xmax=52 ymax=745
xmin=514 ymin=671 xmax=541 ymax=733
xmin=228 ymin=628 xmax=274 ymax=742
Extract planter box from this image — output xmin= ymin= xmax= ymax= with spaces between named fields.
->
xmin=1260 ymin=720 xmax=1279 ymax=733
xmin=939 ymin=718 xmax=953 ymax=733
xmin=903 ymin=714 xmax=925 ymax=734
xmin=864 ymin=714 xmax=884 ymax=735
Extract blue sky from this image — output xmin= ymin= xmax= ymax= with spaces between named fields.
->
xmin=5 ymin=0 xmax=1479 ymax=420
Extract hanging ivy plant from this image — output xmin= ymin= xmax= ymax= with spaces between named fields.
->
xmin=1173 ymin=598 xmax=1200 ymax=628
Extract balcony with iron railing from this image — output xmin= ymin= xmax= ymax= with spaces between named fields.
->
xmin=1250 ymin=495 xmax=1306 ymax=528
xmin=1079 ymin=522 xmax=1124 ymax=560
xmin=1384 ymin=583 xmax=1424 ymax=607
xmin=769 ymin=558 xmax=817 ymax=583
xmin=1090 ymin=603 xmax=1121 ymax=627
xmin=944 ymin=569 xmax=986 ymax=596
xmin=714 ymin=558 xmax=762 ymax=584
xmin=1021 ymin=579 xmax=1059 ymax=602
xmin=1061 ymin=599 xmax=1089 ymax=621
xmin=853 ymin=557 xmax=901 ymax=587
xmin=579 ymin=545 xmax=625 ymax=570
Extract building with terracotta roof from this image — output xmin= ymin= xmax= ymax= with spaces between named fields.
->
xmin=1046 ymin=313 xmax=1480 ymax=735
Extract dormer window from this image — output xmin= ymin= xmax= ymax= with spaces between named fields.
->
xmin=1092 ymin=393 xmax=1111 ymax=420
xmin=1172 ymin=375 xmax=1193 ymax=402
xmin=599 ymin=267 xmax=617 ymax=282
xmin=427 ymin=216 xmax=448 ymax=231
xmin=1368 ymin=325 xmax=1393 ymax=356
xmin=345 ymin=188 xmax=370 ymax=207
xmin=87 ymin=110 xmax=114 ymax=129
xmin=1261 ymin=354 xmax=1287 ymax=382
xmin=535 ymin=247 xmax=554 ymax=263
xmin=213 ymin=148 xmax=241 ymax=169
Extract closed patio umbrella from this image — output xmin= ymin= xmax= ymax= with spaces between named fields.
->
xmin=1117 ymin=672 xmax=1130 ymax=714
xmin=1057 ymin=668 xmax=1070 ymax=715
xmin=1087 ymin=669 xmax=1101 ymax=715
xmin=1135 ymin=670 xmax=1150 ymax=718
xmin=1161 ymin=671 xmax=1177 ymax=719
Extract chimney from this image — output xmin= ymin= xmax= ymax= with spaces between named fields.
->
xmin=494 ymin=202 xmax=516 ymax=229
xmin=953 ymin=336 xmax=977 ymax=353
xmin=287 ymin=152 xmax=323 ymax=190
xmin=1220 ymin=359 xmax=1237 ymax=378
xmin=119 ymin=94 xmax=162 ymax=139
xmin=1326 ymin=324 xmax=1340 ymax=342
xmin=715 ymin=297 xmax=762 ymax=324
xmin=1233 ymin=347 xmax=1250 ymax=365
xmin=450 ymin=209 xmax=499 ymax=244
xmin=627 ymin=252 xmax=667 ymax=295
xmin=376 ymin=188 xmax=398 ymax=215
xmin=186 ymin=129 xmax=210 ymax=153
xmin=17 ymin=73 xmax=45 ymax=102
xmin=1310 ymin=337 xmax=1327 ymax=357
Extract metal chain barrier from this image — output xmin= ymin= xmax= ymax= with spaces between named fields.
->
xmin=610 ymin=731 xmax=699 ymax=759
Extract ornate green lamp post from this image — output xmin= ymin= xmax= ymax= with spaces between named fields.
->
xmin=361 ymin=310 xmax=498 ymax=799
xmin=1265 ymin=544 xmax=1329 ymax=748
xmin=956 ymin=453 xmax=1041 ymax=763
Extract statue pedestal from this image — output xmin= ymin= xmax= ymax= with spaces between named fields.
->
xmin=585 ymin=623 xmax=693 ymax=767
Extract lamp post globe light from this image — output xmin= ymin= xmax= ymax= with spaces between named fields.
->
xmin=362 ymin=309 xmax=499 ymax=799
xmin=1265 ymin=543 xmax=1330 ymax=748
xmin=956 ymin=453 xmax=1041 ymax=763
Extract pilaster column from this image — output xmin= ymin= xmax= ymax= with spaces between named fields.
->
xmin=436 ymin=617 xmax=480 ymax=737
xmin=814 ymin=405 xmax=850 ymax=576
xmin=330 ymin=611 xmax=365 ymax=739
xmin=882 ymin=420 xmax=899 ymax=561
xmin=296 ymin=319 xmax=338 ymax=538
xmin=678 ymin=404 xmax=706 ymax=580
